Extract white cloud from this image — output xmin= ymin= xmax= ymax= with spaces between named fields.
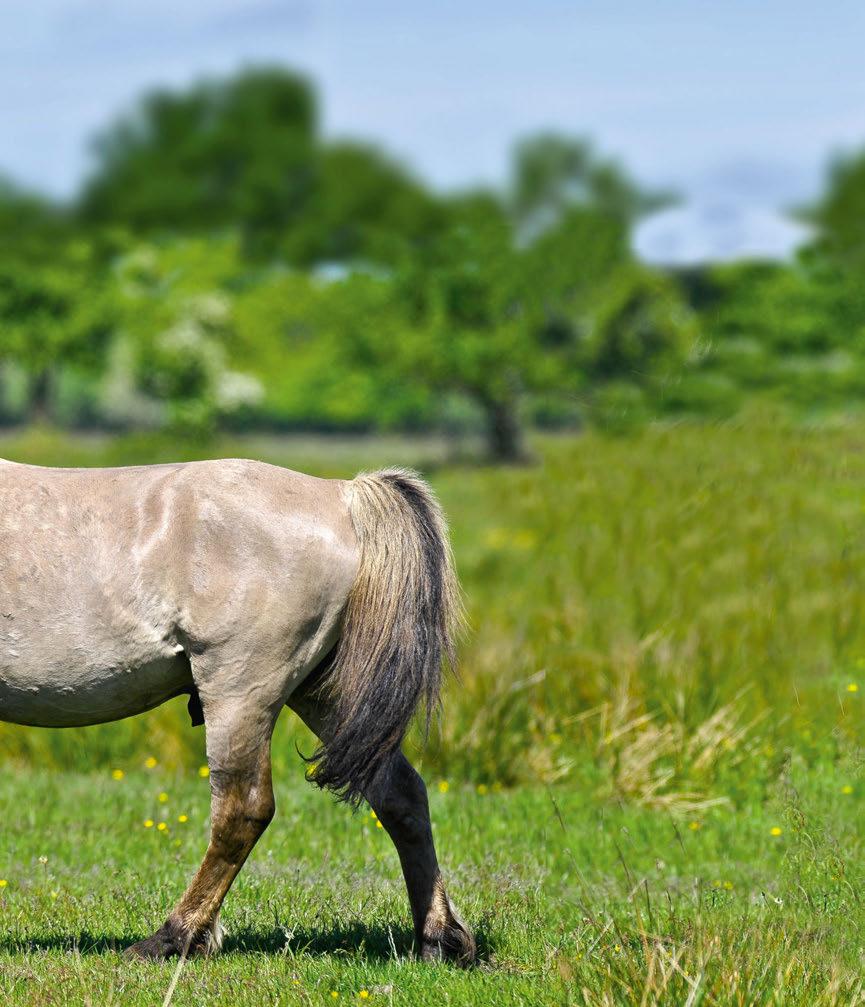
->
xmin=634 ymin=202 xmax=812 ymax=267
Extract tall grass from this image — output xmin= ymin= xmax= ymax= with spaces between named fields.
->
xmin=2 ymin=420 xmax=864 ymax=810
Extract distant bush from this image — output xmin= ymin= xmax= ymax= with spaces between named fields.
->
xmin=589 ymin=381 xmax=649 ymax=434
xmin=657 ymin=372 xmax=743 ymax=419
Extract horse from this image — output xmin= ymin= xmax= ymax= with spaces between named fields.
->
xmin=0 ymin=456 xmax=475 ymax=965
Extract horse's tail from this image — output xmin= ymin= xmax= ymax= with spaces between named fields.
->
xmin=309 ymin=468 xmax=461 ymax=806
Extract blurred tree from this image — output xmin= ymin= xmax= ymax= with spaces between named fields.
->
xmin=805 ymin=149 xmax=865 ymax=273
xmin=586 ymin=266 xmax=694 ymax=383
xmin=347 ymin=134 xmax=680 ymax=460
xmin=288 ymin=141 xmax=446 ymax=267
xmin=0 ymin=181 xmax=113 ymax=422
xmin=675 ymin=257 xmax=865 ymax=412
xmin=80 ymin=68 xmax=317 ymax=257
xmin=509 ymin=133 xmax=674 ymax=239
xmin=111 ymin=240 xmax=263 ymax=436
xmin=336 ymin=191 xmax=633 ymax=460
xmin=231 ymin=267 xmax=435 ymax=431
xmin=80 ymin=68 xmax=447 ymax=268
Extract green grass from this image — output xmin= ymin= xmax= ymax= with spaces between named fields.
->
xmin=1 ymin=762 xmax=864 ymax=1006
xmin=3 ymin=420 xmax=865 ymax=1002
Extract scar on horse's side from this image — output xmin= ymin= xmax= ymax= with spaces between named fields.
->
xmin=2 ymin=458 xmax=476 ymax=965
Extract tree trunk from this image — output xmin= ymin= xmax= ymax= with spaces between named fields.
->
xmin=29 ymin=367 xmax=53 ymax=425
xmin=484 ymin=395 xmax=527 ymax=463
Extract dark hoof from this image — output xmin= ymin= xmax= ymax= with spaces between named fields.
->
xmin=420 ymin=919 xmax=477 ymax=967
xmin=123 ymin=920 xmax=208 ymax=961
xmin=124 ymin=926 xmax=179 ymax=961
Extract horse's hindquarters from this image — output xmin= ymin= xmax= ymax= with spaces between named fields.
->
xmin=0 ymin=654 xmax=192 ymax=728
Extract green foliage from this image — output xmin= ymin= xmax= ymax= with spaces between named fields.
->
xmin=588 ymin=380 xmax=650 ymax=433
xmin=109 ymin=240 xmax=262 ymax=434
xmin=11 ymin=63 xmax=865 ymax=439
xmin=509 ymin=132 xmax=674 ymax=236
xmin=290 ymin=141 xmax=445 ymax=267
xmin=585 ymin=266 xmax=695 ymax=382
xmin=1 ymin=66 xmax=685 ymax=451
xmin=80 ymin=68 xmax=439 ymax=269
xmin=682 ymin=258 xmax=865 ymax=414
xmin=81 ymin=68 xmax=317 ymax=256
xmin=805 ymin=146 xmax=865 ymax=272
xmin=370 ymin=193 xmax=648 ymax=457
xmin=0 ymin=185 xmax=113 ymax=420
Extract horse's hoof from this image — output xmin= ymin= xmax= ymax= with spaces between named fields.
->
xmin=123 ymin=920 xmax=208 ymax=961
xmin=123 ymin=926 xmax=179 ymax=961
xmin=420 ymin=920 xmax=477 ymax=967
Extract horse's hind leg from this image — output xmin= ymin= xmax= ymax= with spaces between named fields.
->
xmin=125 ymin=696 xmax=279 ymax=959
xmin=290 ymin=693 xmax=476 ymax=965
xmin=367 ymin=751 xmax=476 ymax=964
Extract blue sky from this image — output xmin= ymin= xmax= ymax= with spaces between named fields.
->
xmin=1 ymin=1 xmax=863 ymax=261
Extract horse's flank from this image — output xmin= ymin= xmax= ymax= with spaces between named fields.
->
xmin=0 ymin=457 xmax=358 ymax=728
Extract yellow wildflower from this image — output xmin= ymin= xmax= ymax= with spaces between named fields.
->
xmin=376 ymin=820 xmax=383 ymax=829
xmin=484 ymin=528 xmax=507 ymax=549
xmin=143 ymin=819 xmax=154 ymax=829
xmin=0 ymin=879 xmax=7 ymax=888
xmin=513 ymin=530 xmax=537 ymax=550
xmin=157 ymin=822 xmax=168 ymax=832
xmin=438 ymin=781 xmax=449 ymax=794
xmin=178 ymin=814 xmax=188 ymax=823
xmin=144 ymin=756 xmax=157 ymax=769
xmin=198 ymin=766 xmax=210 ymax=778
xmin=688 ymin=821 xmax=701 ymax=831
xmin=158 ymin=792 xmax=168 ymax=803
xmin=723 ymin=881 xmax=733 ymax=890
xmin=847 ymin=683 xmax=859 ymax=693
xmin=359 ymin=993 xmax=370 ymax=1001
xmin=111 ymin=769 xmax=124 ymax=781
xmin=770 ymin=826 xmax=782 ymax=837
xmin=476 ymin=784 xmax=488 ymax=796
xmin=842 ymin=785 xmax=854 ymax=795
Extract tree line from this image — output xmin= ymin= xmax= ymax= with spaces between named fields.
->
xmin=1 ymin=67 xmax=864 ymax=459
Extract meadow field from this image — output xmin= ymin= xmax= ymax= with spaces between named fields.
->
xmin=2 ymin=419 xmax=865 ymax=1004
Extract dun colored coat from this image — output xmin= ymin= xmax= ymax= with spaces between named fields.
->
xmin=0 ymin=457 xmax=475 ymax=964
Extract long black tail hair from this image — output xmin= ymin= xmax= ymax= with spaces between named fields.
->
xmin=308 ymin=468 xmax=461 ymax=805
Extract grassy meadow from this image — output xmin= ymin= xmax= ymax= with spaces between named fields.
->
xmin=2 ymin=419 xmax=865 ymax=1004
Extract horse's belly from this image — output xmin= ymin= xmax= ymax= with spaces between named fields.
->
xmin=0 ymin=655 xmax=192 ymax=728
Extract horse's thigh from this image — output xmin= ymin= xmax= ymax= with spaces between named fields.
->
xmin=191 ymin=648 xmax=290 ymax=767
